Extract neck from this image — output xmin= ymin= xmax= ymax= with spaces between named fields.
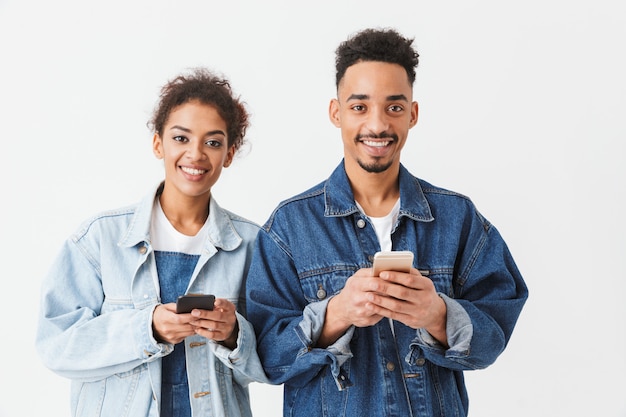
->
xmin=346 ymin=161 xmax=400 ymax=217
xmin=159 ymin=187 xmax=210 ymax=236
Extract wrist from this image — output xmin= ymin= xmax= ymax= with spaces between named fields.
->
xmin=425 ymin=295 xmax=448 ymax=347
xmin=220 ymin=320 xmax=239 ymax=349
xmin=317 ymin=296 xmax=351 ymax=348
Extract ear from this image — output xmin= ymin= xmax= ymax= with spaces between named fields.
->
xmin=329 ymin=98 xmax=341 ymax=128
xmin=152 ymin=134 xmax=164 ymax=159
xmin=409 ymin=101 xmax=419 ymax=128
xmin=223 ymin=146 xmax=236 ymax=168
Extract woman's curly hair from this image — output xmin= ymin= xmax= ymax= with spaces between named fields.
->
xmin=148 ymin=68 xmax=249 ymax=153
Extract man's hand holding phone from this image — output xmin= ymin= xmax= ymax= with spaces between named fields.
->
xmin=318 ymin=251 xmax=414 ymax=347
xmin=367 ymin=251 xmax=448 ymax=345
xmin=319 ymin=251 xmax=448 ymax=348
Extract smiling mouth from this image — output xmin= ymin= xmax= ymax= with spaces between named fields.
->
xmin=362 ymin=140 xmax=392 ymax=148
xmin=181 ymin=166 xmax=207 ymax=175
xmin=357 ymin=132 xmax=398 ymax=147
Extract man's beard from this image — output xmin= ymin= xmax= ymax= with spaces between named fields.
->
xmin=355 ymin=131 xmax=397 ymax=173
xmin=357 ymin=158 xmax=393 ymax=173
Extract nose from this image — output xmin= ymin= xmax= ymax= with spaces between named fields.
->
xmin=365 ymin=106 xmax=390 ymax=135
xmin=187 ymin=141 xmax=206 ymax=161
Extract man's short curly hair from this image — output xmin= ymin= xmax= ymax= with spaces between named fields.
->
xmin=335 ymin=28 xmax=420 ymax=88
xmin=148 ymin=68 xmax=249 ymax=153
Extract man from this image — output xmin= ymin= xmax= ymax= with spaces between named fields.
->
xmin=246 ymin=28 xmax=528 ymax=417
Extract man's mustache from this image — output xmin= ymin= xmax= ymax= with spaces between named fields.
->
xmin=355 ymin=132 xmax=398 ymax=141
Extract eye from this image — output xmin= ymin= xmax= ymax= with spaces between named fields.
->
xmin=351 ymin=104 xmax=366 ymax=112
xmin=205 ymin=138 xmax=224 ymax=148
xmin=388 ymin=104 xmax=404 ymax=113
xmin=172 ymin=135 xmax=188 ymax=143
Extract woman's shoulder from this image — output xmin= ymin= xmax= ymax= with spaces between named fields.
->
xmin=70 ymin=203 xmax=140 ymax=242
xmin=220 ymin=208 xmax=261 ymax=235
xmin=71 ymin=185 xmax=160 ymax=242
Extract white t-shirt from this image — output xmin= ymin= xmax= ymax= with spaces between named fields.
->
xmin=356 ymin=198 xmax=401 ymax=333
xmin=150 ymin=197 xmax=208 ymax=255
xmin=356 ymin=198 xmax=400 ymax=252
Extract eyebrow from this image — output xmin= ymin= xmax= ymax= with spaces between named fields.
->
xmin=346 ymin=94 xmax=409 ymax=102
xmin=169 ymin=125 xmax=191 ymax=133
xmin=169 ymin=125 xmax=226 ymax=136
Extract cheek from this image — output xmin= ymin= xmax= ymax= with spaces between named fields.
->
xmin=162 ymin=154 xmax=184 ymax=172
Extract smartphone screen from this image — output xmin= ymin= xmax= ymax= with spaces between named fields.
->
xmin=175 ymin=294 xmax=215 ymax=313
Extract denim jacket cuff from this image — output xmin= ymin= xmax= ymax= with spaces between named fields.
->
xmin=298 ymin=297 xmax=355 ymax=389
xmin=416 ymin=293 xmax=473 ymax=353
xmin=144 ymin=303 xmax=173 ymax=360
xmin=209 ymin=312 xmax=252 ymax=366
xmin=300 ymin=298 xmax=353 ymax=358
xmin=327 ymin=327 xmax=355 ymax=390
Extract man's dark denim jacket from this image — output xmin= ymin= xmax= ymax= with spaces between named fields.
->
xmin=247 ymin=161 xmax=528 ymax=417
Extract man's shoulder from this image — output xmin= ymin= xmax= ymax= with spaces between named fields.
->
xmin=261 ymin=180 xmax=326 ymax=230
xmin=412 ymin=176 xmax=489 ymax=227
xmin=276 ymin=180 xmax=326 ymax=210
xmin=416 ymin=178 xmax=472 ymax=202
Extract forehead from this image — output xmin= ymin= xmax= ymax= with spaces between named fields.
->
xmin=166 ymin=101 xmax=226 ymax=127
xmin=338 ymin=61 xmax=413 ymax=101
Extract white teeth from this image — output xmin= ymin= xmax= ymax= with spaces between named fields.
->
xmin=181 ymin=167 xmax=207 ymax=175
xmin=363 ymin=140 xmax=390 ymax=147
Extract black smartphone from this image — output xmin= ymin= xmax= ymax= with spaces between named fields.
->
xmin=372 ymin=251 xmax=414 ymax=276
xmin=175 ymin=294 xmax=215 ymax=314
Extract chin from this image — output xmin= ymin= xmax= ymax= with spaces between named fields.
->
xmin=358 ymin=160 xmax=393 ymax=173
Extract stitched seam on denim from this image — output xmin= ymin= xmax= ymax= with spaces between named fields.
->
xmin=298 ymin=264 xmax=361 ymax=280
xmin=262 ymin=187 xmax=325 ymax=231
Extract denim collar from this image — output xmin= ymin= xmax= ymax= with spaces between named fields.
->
xmin=119 ymin=182 xmax=242 ymax=251
xmin=324 ymin=160 xmax=434 ymax=222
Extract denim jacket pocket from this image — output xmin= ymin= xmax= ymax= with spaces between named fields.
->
xmin=422 ymin=267 xmax=455 ymax=298
xmin=299 ymin=264 xmax=357 ymax=304
xmin=74 ymin=365 xmax=149 ymax=416
xmin=101 ymin=297 xmax=135 ymax=314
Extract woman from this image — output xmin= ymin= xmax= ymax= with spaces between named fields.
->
xmin=36 ymin=68 xmax=267 ymax=417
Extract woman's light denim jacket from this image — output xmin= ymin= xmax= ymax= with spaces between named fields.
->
xmin=246 ymin=161 xmax=528 ymax=417
xmin=36 ymin=183 xmax=268 ymax=417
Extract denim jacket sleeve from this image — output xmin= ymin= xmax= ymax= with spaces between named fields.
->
xmin=298 ymin=297 xmax=355 ymax=389
xmin=416 ymin=294 xmax=473 ymax=354
xmin=246 ymin=228 xmax=352 ymax=389
xmin=36 ymin=237 xmax=171 ymax=382
xmin=209 ymin=311 xmax=270 ymax=385
xmin=411 ymin=220 xmax=528 ymax=371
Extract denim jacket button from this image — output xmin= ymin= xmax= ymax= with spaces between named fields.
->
xmin=316 ymin=288 xmax=327 ymax=299
xmin=416 ymin=358 xmax=426 ymax=366
xmin=386 ymin=362 xmax=395 ymax=371
xmin=139 ymin=246 xmax=147 ymax=254
xmin=356 ymin=219 xmax=366 ymax=229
